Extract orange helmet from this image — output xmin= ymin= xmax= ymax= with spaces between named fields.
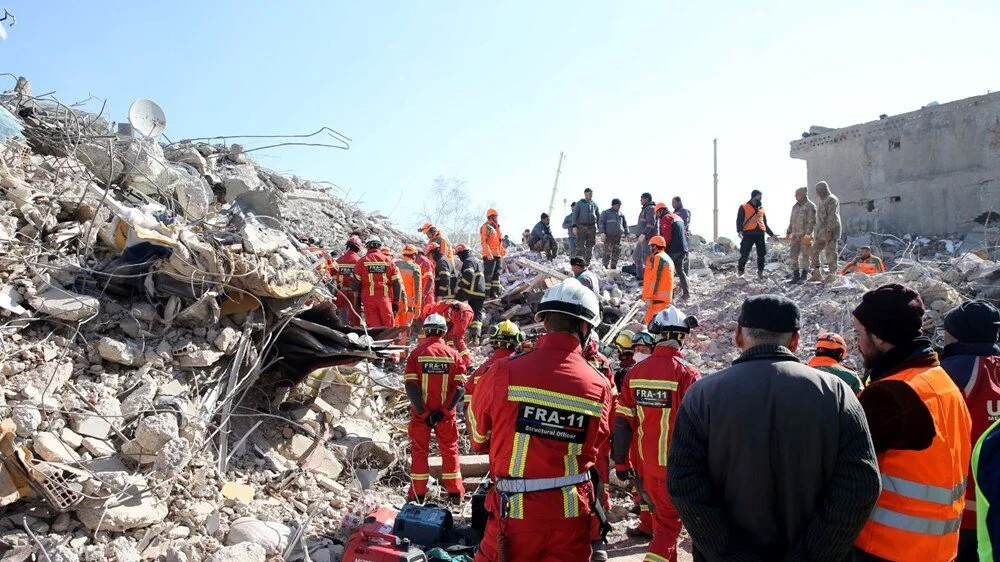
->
xmin=648 ymin=235 xmax=666 ymax=248
xmin=454 ymin=243 xmax=469 ymax=254
xmin=402 ymin=244 xmax=418 ymax=256
xmin=486 ymin=208 xmax=499 ymax=219
xmin=381 ymin=246 xmax=395 ymax=257
xmin=419 ymin=222 xmax=435 ymax=234
xmin=425 ymin=242 xmax=440 ymax=255
xmin=816 ymin=333 xmax=848 ymax=355
xmin=654 ymin=202 xmax=667 ymax=214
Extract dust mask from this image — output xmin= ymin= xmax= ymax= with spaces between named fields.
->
xmin=633 ymin=352 xmax=650 ymax=363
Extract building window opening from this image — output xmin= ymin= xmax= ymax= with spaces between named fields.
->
xmin=890 ymin=196 xmax=902 ymax=202
xmin=889 ymin=138 xmax=901 ymax=150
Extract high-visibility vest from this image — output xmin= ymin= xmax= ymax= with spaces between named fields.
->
xmin=841 ymin=256 xmax=886 ymax=275
xmin=480 ymin=221 xmax=506 ymax=259
xmin=641 ymin=251 xmax=674 ymax=304
xmin=396 ymin=259 xmax=422 ymax=315
xmin=740 ymin=203 xmax=766 ymax=233
xmin=854 ymin=365 xmax=972 ymax=562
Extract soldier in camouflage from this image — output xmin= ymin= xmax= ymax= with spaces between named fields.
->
xmin=810 ymin=181 xmax=841 ymax=281
xmin=786 ymin=187 xmax=816 ymax=284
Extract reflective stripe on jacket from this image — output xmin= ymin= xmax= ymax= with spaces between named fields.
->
xmin=641 ymin=251 xmax=674 ymax=305
xmin=480 ymin=221 xmax=506 ymax=259
xmin=854 ymin=365 xmax=972 ymax=562
xmin=458 ymin=256 xmax=486 ymax=298
xmin=353 ymin=250 xmax=401 ymax=299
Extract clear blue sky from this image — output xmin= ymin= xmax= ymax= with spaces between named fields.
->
xmin=3 ymin=1 xmax=998 ymax=240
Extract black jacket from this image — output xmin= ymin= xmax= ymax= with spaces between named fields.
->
xmin=529 ymin=220 xmax=554 ymax=246
xmin=457 ymin=255 xmax=486 ymax=298
xmin=668 ymin=345 xmax=880 ymax=562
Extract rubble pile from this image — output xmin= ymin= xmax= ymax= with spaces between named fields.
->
xmin=0 ymin=88 xmax=419 ymax=562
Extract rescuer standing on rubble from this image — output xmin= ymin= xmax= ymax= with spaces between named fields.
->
xmin=614 ymin=306 xmax=701 ymax=562
xmin=840 ymin=246 xmax=886 ymax=275
xmin=352 ymin=236 xmax=404 ymax=328
xmin=786 ymin=187 xmax=817 ymax=284
xmin=939 ymin=300 xmax=1000 ymax=561
xmin=529 ymin=213 xmax=557 ymax=260
xmin=811 ymin=181 xmax=842 ymax=281
xmin=414 ymin=244 xmax=435 ymax=317
xmin=851 ymin=284 xmax=971 ymax=562
xmin=660 ymin=207 xmax=690 ymax=300
xmin=564 ymin=202 xmax=578 ymax=257
xmin=455 ymin=243 xmax=486 ymax=342
xmin=481 ymin=209 xmax=506 ymax=298
xmin=468 ymin=278 xmax=613 ymax=562
xmin=635 ymin=193 xmax=657 ymax=282
xmin=394 ymin=244 xmax=423 ymax=340
xmin=464 ymin=320 xmax=523 ymax=405
xmin=333 ymin=235 xmax=364 ymax=326
xmin=420 ymin=223 xmax=452 ymax=261
xmin=598 ymin=199 xmax=628 ymax=269
xmin=736 ymin=189 xmax=778 ymax=279
xmin=669 ymin=294 xmax=880 ymax=561
xmin=573 ymin=188 xmax=600 ymax=265
xmin=808 ymin=332 xmax=863 ymax=394
xmin=642 ymin=236 xmax=674 ymax=324
xmin=428 ymin=242 xmax=455 ymax=301
xmin=404 ymin=313 xmax=466 ymax=504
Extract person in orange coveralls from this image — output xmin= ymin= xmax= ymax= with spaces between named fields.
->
xmin=613 ymin=306 xmax=700 ymax=562
xmin=333 ymin=235 xmax=364 ymax=326
xmin=394 ymin=244 xmax=424 ymax=341
xmin=352 ymin=235 xmax=404 ymax=328
xmin=642 ymin=236 xmax=674 ymax=324
xmin=468 ymin=278 xmax=614 ymax=562
xmin=404 ymin=313 xmax=466 ymax=503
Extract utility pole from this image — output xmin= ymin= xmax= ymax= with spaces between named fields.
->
xmin=713 ymin=138 xmax=719 ymax=243
xmin=547 ymin=152 xmax=565 ymax=219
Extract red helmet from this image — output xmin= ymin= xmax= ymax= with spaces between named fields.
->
xmin=425 ymin=242 xmax=440 ymax=255
xmin=454 ymin=243 xmax=469 ymax=254
xmin=648 ymin=235 xmax=666 ymax=248
xmin=346 ymin=235 xmax=363 ymax=250
xmin=402 ymin=244 xmax=418 ymax=256
xmin=816 ymin=333 xmax=848 ymax=355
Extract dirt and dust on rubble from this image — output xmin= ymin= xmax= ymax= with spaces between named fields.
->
xmin=1 ymin=75 xmax=1000 ymax=562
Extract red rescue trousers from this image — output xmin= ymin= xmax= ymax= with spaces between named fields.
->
xmin=632 ymin=442 xmax=652 ymax=533
xmin=475 ymin=496 xmax=592 ymax=562
xmin=591 ymin=440 xmax=612 ymax=542
xmin=408 ymin=413 xmax=463 ymax=499
xmin=336 ymin=291 xmax=361 ymax=326
xmin=643 ymin=472 xmax=681 ymax=562
xmin=362 ymin=295 xmax=394 ymax=328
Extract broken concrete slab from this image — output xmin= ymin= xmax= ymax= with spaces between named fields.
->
xmin=28 ymin=287 xmax=100 ymax=322
xmin=134 ymin=413 xmax=179 ymax=451
xmin=97 ymin=337 xmax=144 ymax=367
xmin=206 ymin=543 xmax=266 ymax=562
xmin=32 ymin=431 xmax=82 ymax=464
xmin=81 ymin=437 xmax=115 ymax=458
xmin=277 ymin=434 xmax=344 ymax=479
xmin=76 ymin=485 xmax=168 ymax=532
xmin=176 ymin=348 xmax=224 ymax=368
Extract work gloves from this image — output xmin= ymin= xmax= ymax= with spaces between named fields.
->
xmin=426 ymin=410 xmax=444 ymax=428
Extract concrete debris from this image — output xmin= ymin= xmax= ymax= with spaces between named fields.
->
xmin=225 ymin=517 xmax=292 ymax=556
xmin=134 ymin=412 xmax=179 ymax=451
xmin=27 ymin=287 xmax=100 ymax=321
xmin=32 ymin=431 xmax=82 ymax=463
xmin=75 ymin=486 xmax=168 ymax=532
xmin=206 ymin=543 xmax=266 ymax=562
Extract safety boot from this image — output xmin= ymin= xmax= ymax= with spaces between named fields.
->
xmin=590 ymin=540 xmax=608 ymax=561
xmin=757 ymin=270 xmax=764 ymax=280
xmin=809 ymin=268 xmax=824 ymax=282
xmin=790 ymin=270 xmax=801 ymax=284
xmin=448 ymin=493 xmax=463 ymax=506
xmin=799 ymin=269 xmax=809 ymax=283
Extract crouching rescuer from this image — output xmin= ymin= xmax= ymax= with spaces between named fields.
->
xmin=613 ymin=307 xmax=701 ymax=562
xmin=468 ymin=278 xmax=614 ymax=561
xmin=404 ymin=313 xmax=466 ymax=503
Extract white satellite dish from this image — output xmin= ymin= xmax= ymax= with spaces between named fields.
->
xmin=128 ymin=99 xmax=167 ymax=138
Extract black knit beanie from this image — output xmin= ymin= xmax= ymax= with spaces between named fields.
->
xmin=852 ymin=284 xmax=925 ymax=345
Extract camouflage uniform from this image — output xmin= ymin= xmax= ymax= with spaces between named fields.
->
xmin=787 ymin=191 xmax=817 ymax=271
xmin=811 ymin=183 xmax=842 ymax=275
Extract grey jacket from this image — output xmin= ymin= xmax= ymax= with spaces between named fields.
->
xmin=575 ymin=270 xmax=601 ymax=296
xmin=636 ymin=203 xmax=656 ymax=238
xmin=597 ymin=209 xmax=627 ymax=236
xmin=668 ymin=345 xmax=880 ymax=561
xmin=572 ymin=198 xmax=599 ymax=227
xmin=529 ymin=221 xmax=553 ymax=246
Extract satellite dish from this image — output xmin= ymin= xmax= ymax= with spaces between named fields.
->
xmin=128 ymin=99 xmax=166 ymax=138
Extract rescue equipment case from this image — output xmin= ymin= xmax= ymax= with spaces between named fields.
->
xmin=343 ymin=507 xmax=428 ymax=562
xmin=392 ymin=502 xmax=453 ymax=547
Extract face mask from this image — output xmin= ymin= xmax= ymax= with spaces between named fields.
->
xmin=633 ymin=352 xmax=650 ymax=363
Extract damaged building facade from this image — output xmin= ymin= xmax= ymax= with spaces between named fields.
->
xmin=789 ymin=91 xmax=1000 ymax=238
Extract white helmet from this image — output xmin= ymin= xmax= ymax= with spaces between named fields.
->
xmin=423 ymin=313 xmax=448 ymax=334
xmin=534 ymin=278 xmax=601 ymax=327
xmin=649 ymin=306 xmax=698 ymax=341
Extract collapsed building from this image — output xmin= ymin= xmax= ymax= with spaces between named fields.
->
xmin=789 ymin=91 xmax=1000 ymax=248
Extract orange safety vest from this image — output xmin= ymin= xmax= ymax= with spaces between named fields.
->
xmin=841 ymin=256 xmax=885 ymax=275
xmin=741 ymin=203 xmax=766 ymax=233
xmin=480 ymin=220 xmax=506 ymax=259
xmin=641 ymin=251 xmax=674 ymax=304
xmin=430 ymin=233 xmax=452 ymax=260
xmin=396 ymin=259 xmax=422 ymax=317
xmin=854 ymin=365 xmax=972 ymax=562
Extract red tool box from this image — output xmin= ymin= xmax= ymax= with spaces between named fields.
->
xmin=343 ymin=507 xmax=428 ymax=562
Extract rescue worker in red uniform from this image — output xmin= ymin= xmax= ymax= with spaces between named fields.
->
xmin=940 ymin=300 xmax=1000 ymax=561
xmin=642 ymin=236 xmax=674 ymax=324
xmin=333 ymin=235 xmax=364 ymax=326
xmin=404 ymin=313 xmax=466 ymax=503
xmin=415 ymin=247 xmax=435 ymax=318
xmin=455 ymin=243 xmax=487 ymax=343
xmin=422 ymin=299 xmax=475 ymax=370
xmin=480 ymin=208 xmax=506 ymax=298
xmin=584 ymin=334 xmax=616 ymax=561
xmin=625 ymin=330 xmax=656 ymax=539
xmin=468 ymin=278 xmax=614 ymax=562
xmin=465 ymin=320 xmax=523 ymax=405
xmin=352 ymin=235 xmax=404 ymax=328
xmin=613 ymin=306 xmax=701 ymax=562
xmin=612 ymin=330 xmax=636 ymax=392
xmin=395 ymin=244 xmax=424 ymax=341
